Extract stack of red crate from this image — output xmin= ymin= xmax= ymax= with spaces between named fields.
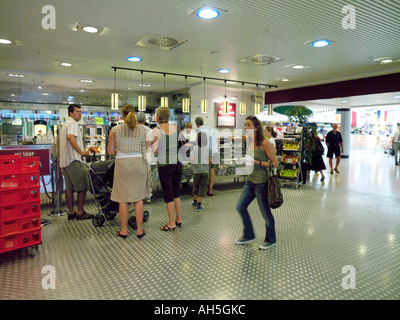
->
xmin=0 ymin=155 xmax=42 ymax=254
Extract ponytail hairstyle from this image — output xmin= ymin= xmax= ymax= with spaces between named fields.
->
xmin=246 ymin=115 xmax=265 ymax=146
xmin=266 ymin=126 xmax=277 ymax=138
xmin=121 ymin=104 xmax=136 ymax=130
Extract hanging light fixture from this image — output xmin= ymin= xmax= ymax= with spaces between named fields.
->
xmin=182 ymin=76 xmax=190 ymax=113
xmin=222 ymin=80 xmax=229 ymax=114
xmin=138 ymin=71 xmax=146 ymax=111
xmin=239 ymin=82 xmax=246 ymax=115
xmin=254 ymin=84 xmax=261 ymax=115
xmin=161 ymin=73 xmax=168 ymax=107
xmin=201 ymin=77 xmax=208 ymax=113
xmin=111 ymin=68 xmax=119 ymax=110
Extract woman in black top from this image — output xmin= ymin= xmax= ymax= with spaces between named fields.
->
xmin=309 ymin=132 xmax=326 ymax=181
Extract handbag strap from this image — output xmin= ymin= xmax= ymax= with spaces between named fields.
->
xmin=268 ymin=160 xmax=277 ymax=176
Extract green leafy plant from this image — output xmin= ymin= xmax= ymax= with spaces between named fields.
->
xmin=284 ymin=105 xmax=316 ymax=164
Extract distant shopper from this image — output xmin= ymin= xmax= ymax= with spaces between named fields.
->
xmin=59 ymin=104 xmax=94 ymax=221
xmin=152 ymin=107 xmax=182 ymax=231
xmin=326 ymin=123 xmax=343 ymax=174
xmin=236 ymin=116 xmax=278 ymax=250
xmin=391 ymin=124 xmax=400 ymax=165
xmin=195 ymin=117 xmax=219 ymax=196
xmin=265 ymin=126 xmax=277 ymax=153
xmin=137 ymin=111 xmax=154 ymax=203
xmin=309 ymin=132 xmax=326 ymax=181
xmin=190 ymin=132 xmax=212 ymax=212
xmin=107 ymin=105 xmax=151 ymax=239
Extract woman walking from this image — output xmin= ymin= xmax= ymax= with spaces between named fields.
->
xmin=107 ymin=104 xmax=151 ymax=239
xmin=309 ymin=132 xmax=326 ymax=181
xmin=236 ymin=116 xmax=278 ymax=249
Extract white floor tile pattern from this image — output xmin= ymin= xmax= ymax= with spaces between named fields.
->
xmin=1 ymin=149 xmax=399 ymax=300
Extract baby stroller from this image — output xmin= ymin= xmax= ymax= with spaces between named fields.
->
xmin=87 ymin=159 xmax=149 ymax=229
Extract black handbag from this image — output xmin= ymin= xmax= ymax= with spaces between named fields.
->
xmin=266 ymin=165 xmax=283 ymax=209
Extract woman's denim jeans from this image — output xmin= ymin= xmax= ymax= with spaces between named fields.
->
xmin=236 ymin=180 xmax=276 ymax=244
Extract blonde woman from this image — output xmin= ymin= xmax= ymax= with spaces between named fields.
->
xmin=107 ymin=104 xmax=151 ymax=239
xmin=152 ymin=107 xmax=182 ymax=231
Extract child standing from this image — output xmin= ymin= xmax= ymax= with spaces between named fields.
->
xmin=191 ymin=132 xmax=212 ymax=212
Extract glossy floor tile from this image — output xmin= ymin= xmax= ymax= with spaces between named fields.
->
xmin=1 ymin=149 xmax=399 ymax=300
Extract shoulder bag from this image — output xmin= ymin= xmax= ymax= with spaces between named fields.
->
xmin=266 ymin=163 xmax=283 ymax=209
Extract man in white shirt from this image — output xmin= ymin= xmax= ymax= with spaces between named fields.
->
xmin=59 ymin=104 xmax=93 ymax=220
xmin=391 ymin=125 xmax=400 ymax=165
xmin=195 ymin=117 xmax=219 ymax=196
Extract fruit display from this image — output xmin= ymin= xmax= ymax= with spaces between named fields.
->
xmin=279 ymin=169 xmax=298 ymax=179
xmin=282 ymin=154 xmax=299 ymax=164
xmin=283 ymin=141 xmax=300 ymax=150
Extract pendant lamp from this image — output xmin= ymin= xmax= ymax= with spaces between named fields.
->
xmin=201 ymin=77 xmax=208 ymax=113
xmin=254 ymin=84 xmax=261 ymax=115
xmin=111 ymin=68 xmax=119 ymax=110
xmin=182 ymin=76 xmax=190 ymax=113
xmin=239 ymin=82 xmax=246 ymax=115
xmin=138 ymin=71 xmax=146 ymax=111
xmin=161 ymin=73 xmax=168 ymax=107
xmin=222 ymin=80 xmax=229 ymax=114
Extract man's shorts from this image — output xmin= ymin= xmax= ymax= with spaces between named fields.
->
xmin=192 ymin=173 xmax=209 ymax=197
xmin=62 ymin=161 xmax=89 ymax=192
xmin=327 ymin=145 xmax=341 ymax=158
xmin=210 ymin=153 xmax=220 ymax=170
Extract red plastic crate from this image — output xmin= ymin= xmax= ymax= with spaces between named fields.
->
xmin=0 ymin=186 xmax=40 ymax=205
xmin=0 ymin=172 xmax=40 ymax=189
xmin=0 ymin=219 xmax=21 ymax=236
xmin=19 ymin=157 xmax=40 ymax=173
xmin=0 ymin=201 xmax=40 ymax=222
xmin=0 ymin=228 xmax=41 ymax=254
xmin=0 ymin=156 xmax=20 ymax=174
xmin=21 ymin=215 xmax=41 ymax=233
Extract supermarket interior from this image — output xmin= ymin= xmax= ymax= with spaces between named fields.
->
xmin=1 ymin=0 xmax=400 ymax=303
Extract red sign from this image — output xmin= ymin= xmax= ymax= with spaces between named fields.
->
xmin=216 ymin=102 xmax=236 ymax=127
xmin=0 ymin=147 xmax=50 ymax=175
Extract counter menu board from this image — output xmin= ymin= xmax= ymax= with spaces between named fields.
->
xmin=216 ymin=102 xmax=236 ymax=127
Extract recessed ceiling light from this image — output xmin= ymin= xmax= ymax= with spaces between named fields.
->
xmin=292 ymin=65 xmax=304 ymax=69
xmin=218 ymin=68 xmax=230 ymax=73
xmin=0 ymin=39 xmax=12 ymax=45
xmin=80 ymin=79 xmax=94 ymax=83
xmin=197 ymin=8 xmax=220 ymax=19
xmin=311 ymin=39 xmax=331 ymax=47
xmin=82 ymin=26 xmax=99 ymax=33
xmin=380 ymin=59 xmax=394 ymax=64
xmin=60 ymin=62 xmax=72 ymax=67
xmin=341 ymin=100 xmax=348 ymax=103
xmin=127 ymin=56 xmax=142 ymax=62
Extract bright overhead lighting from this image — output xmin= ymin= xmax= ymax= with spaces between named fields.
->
xmin=380 ymin=59 xmax=394 ymax=64
xmin=311 ymin=40 xmax=331 ymax=47
xmin=0 ymin=39 xmax=12 ymax=45
xmin=197 ymin=8 xmax=220 ymax=19
xmin=394 ymin=95 xmax=400 ymax=99
xmin=127 ymin=56 xmax=142 ymax=62
xmin=80 ymin=79 xmax=94 ymax=83
xmin=82 ymin=26 xmax=99 ymax=33
xmin=292 ymin=65 xmax=304 ymax=69
xmin=341 ymin=100 xmax=348 ymax=103
xmin=7 ymin=73 xmax=24 ymax=78
xmin=218 ymin=68 xmax=230 ymax=73
xmin=60 ymin=62 xmax=72 ymax=67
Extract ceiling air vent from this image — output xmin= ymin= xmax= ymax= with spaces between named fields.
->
xmin=240 ymin=54 xmax=283 ymax=66
xmin=134 ymin=34 xmax=188 ymax=50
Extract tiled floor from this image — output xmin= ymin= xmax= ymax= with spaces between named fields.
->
xmin=1 ymin=148 xmax=399 ymax=300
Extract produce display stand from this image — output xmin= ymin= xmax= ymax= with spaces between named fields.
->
xmin=278 ymin=127 xmax=303 ymax=189
xmin=0 ymin=155 xmax=42 ymax=256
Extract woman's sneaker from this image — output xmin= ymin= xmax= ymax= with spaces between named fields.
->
xmin=235 ymin=237 xmax=255 ymax=245
xmin=259 ymin=242 xmax=276 ymax=250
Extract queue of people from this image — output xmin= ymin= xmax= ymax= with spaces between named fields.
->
xmin=58 ymin=104 xmax=279 ymax=249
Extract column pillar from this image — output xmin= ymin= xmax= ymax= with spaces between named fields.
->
xmin=336 ymin=108 xmax=351 ymax=158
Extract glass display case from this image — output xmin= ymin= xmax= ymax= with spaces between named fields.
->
xmin=79 ymin=124 xmax=109 ymax=162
